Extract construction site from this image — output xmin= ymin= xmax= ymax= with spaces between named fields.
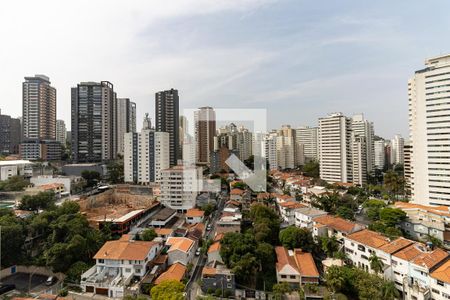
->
xmin=77 ymin=184 xmax=160 ymax=234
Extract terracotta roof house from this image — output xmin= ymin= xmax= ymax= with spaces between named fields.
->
xmin=154 ymin=262 xmax=187 ymax=284
xmin=430 ymin=259 xmax=450 ymax=298
xmin=207 ymin=241 xmax=223 ymax=263
xmin=185 ymin=208 xmax=205 ymax=224
xmin=166 ymin=237 xmax=196 ymax=266
xmin=312 ymin=215 xmax=364 ymax=240
xmin=275 ymin=246 xmax=319 ymax=287
xmin=81 ymin=234 xmax=162 ymax=298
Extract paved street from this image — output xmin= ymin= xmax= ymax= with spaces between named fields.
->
xmin=2 ymin=272 xmax=60 ymax=294
xmin=187 ymin=189 xmax=227 ymax=299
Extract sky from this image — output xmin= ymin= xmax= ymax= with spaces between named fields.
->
xmin=1 ymin=0 xmax=450 ymax=138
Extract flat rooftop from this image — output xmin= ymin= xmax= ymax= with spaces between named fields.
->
xmin=152 ymin=207 xmax=177 ymax=221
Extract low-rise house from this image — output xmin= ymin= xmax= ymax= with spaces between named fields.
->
xmin=186 ymin=223 xmax=205 ymax=242
xmin=313 ymin=215 xmax=364 ymax=241
xmin=275 ymin=246 xmax=320 ymax=287
xmin=38 ymin=183 xmax=65 ymax=195
xmin=208 ymin=241 xmax=223 ymax=264
xmin=154 ymin=228 xmax=174 ymax=241
xmin=256 ymin=192 xmax=271 ymax=202
xmin=278 ymin=201 xmax=306 ymax=225
xmin=166 ymin=237 xmax=196 ymax=266
xmin=294 ymin=207 xmax=328 ymax=228
xmin=302 ymin=186 xmax=328 ymax=205
xmin=224 ymin=201 xmax=240 ymax=213
xmin=185 ymin=208 xmax=205 ymax=224
xmin=81 ymin=235 xmax=161 ymax=298
xmin=394 ymin=202 xmax=450 ymax=249
xmin=322 ymin=258 xmax=344 ymax=273
xmin=344 ymin=230 xmax=409 ymax=276
xmin=216 ymin=212 xmax=242 ymax=234
xmin=230 ymin=188 xmax=244 ymax=201
xmin=391 ymin=242 xmax=448 ymax=300
xmin=154 ymin=262 xmax=187 ymax=285
xmin=273 ymin=193 xmax=295 ymax=204
xmin=201 ymin=261 xmax=236 ymax=296
xmin=430 ymin=259 xmax=450 ymax=300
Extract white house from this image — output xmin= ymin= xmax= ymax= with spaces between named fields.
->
xmin=275 ymin=246 xmax=319 ymax=287
xmin=430 ymin=260 xmax=450 ymax=300
xmin=185 ymin=208 xmax=205 ymax=224
xmin=278 ymin=201 xmax=305 ymax=225
xmin=166 ymin=237 xmax=196 ymax=266
xmin=391 ymin=242 xmax=448 ymax=300
xmin=294 ymin=207 xmax=327 ymax=228
xmin=81 ymin=235 xmax=161 ymax=298
xmin=313 ymin=215 xmax=364 ymax=242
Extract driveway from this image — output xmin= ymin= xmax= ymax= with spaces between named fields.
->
xmin=2 ymin=272 xmax=58 ymax=293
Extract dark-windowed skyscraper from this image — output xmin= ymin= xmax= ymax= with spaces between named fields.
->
xmin=0 ymin=110 xmax=21 ymax=155
xmin=155 ymin=89 xmax=179 ymax=166
xmin=71 ymin=81 xmax=117 ymax=162
xmin=195 ymin=107 xmax=216 ymax=165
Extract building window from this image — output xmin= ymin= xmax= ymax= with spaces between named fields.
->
xmin=98 ymin=259 xmax=104 ymax=263
xmin=357 ymin=245 xmax=365 ymax=252
xmin=431 ymin=288 xmax=440 ymax=295
xmin=290 ymin=275 xmax=296 ymax=279
xmin=281 ymin=275 xmax=287 ymax=279
xmin=125 ymin=268 xmax=131 ymax=273
xmin=437 ymin=280 xmax=445 ymax=286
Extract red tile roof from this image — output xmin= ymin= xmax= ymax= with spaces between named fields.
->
xmin=314 ymin=215 xmax=362 ymax=234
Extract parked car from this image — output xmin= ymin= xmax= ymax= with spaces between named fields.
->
xmin=45 ymin=276 xmax=57 ymax=286
xmin=0 ymin=284 xmax=15 ymax=295
xmin=206 ymin=224 xmax=212 ymax=231
xmin=195 ymin=248 xmax=201 ymax=256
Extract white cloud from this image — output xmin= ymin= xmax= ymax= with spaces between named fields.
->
xmin=0 ymin=0 xmax=275 ymax=128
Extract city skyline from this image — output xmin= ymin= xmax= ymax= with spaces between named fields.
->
xmin=3 ymin=1 xmax=450 ymax=138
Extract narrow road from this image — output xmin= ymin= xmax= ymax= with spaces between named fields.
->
xmin=186 ymin=190 xmax=227 ymax=299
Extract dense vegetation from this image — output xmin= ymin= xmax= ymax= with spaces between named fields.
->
xmin=0 ymin=175 xmax=28 ymax=191
xmin=0 ymin=193 xmax=111 ymax=283
xmin=220 ymin=204 xmax=280 ymax=290
xmin=325 ymin=266 xmax=399 ymax=300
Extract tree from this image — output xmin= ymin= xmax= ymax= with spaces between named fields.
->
xmin=141 ymin=228 xmax=157 ymax=241
xmin=233 ymin=253 xmax=259 ymax=282
xmin=380 ymin=281 xmax=400 ymax=300
xmin=232 ymin=181 xmax=247 ymax=190
xmin=426 ymin=234 xmax=443 ymax=248
xmin=279 ymin=226 xmax=315 ymax=252
xmin=201 ymin=203 xmax=216 ymax=217
xmin=383 ymin=170 xmax=405 ymax=200
xmin=379 ymin=207 xmax=406 ymax=227
xmin=302 ymin=160 xmax=319 ymax=178
xmin=336 ymin=206 xmax=355 ymax=221
xmin=151 ymin=280 xmax=185 ymax=300
xmin=255 ymin=242 xmax=275 ymax=269
xmin=0 ymin=175 xmax=28 ymax=191
xmin=325 ymin=266 xmax=347 ymax=294
xmin=369 ymin=253 xmax=384 ymax=274
xmin=321 ymin=235 xmax=339 ymax=257
xmin=107 ymin=160 xmax=124 ymax=184
xmin=249 ymin=204 xmax=280 ymax=244
xmin=272 ymin=282 xmax=292 ymax=299
xmin=363 ymin=199 xmax=386 ymax=221
xmin=66 ymin=261 xmax=90 ymax=283
xmin=19 ymin=191 xmax=56 ymax=212
xmin=0 ymin=214 xmax=26 ymax=267
xmin=81 ymin=170 xmax=101 ymax=188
